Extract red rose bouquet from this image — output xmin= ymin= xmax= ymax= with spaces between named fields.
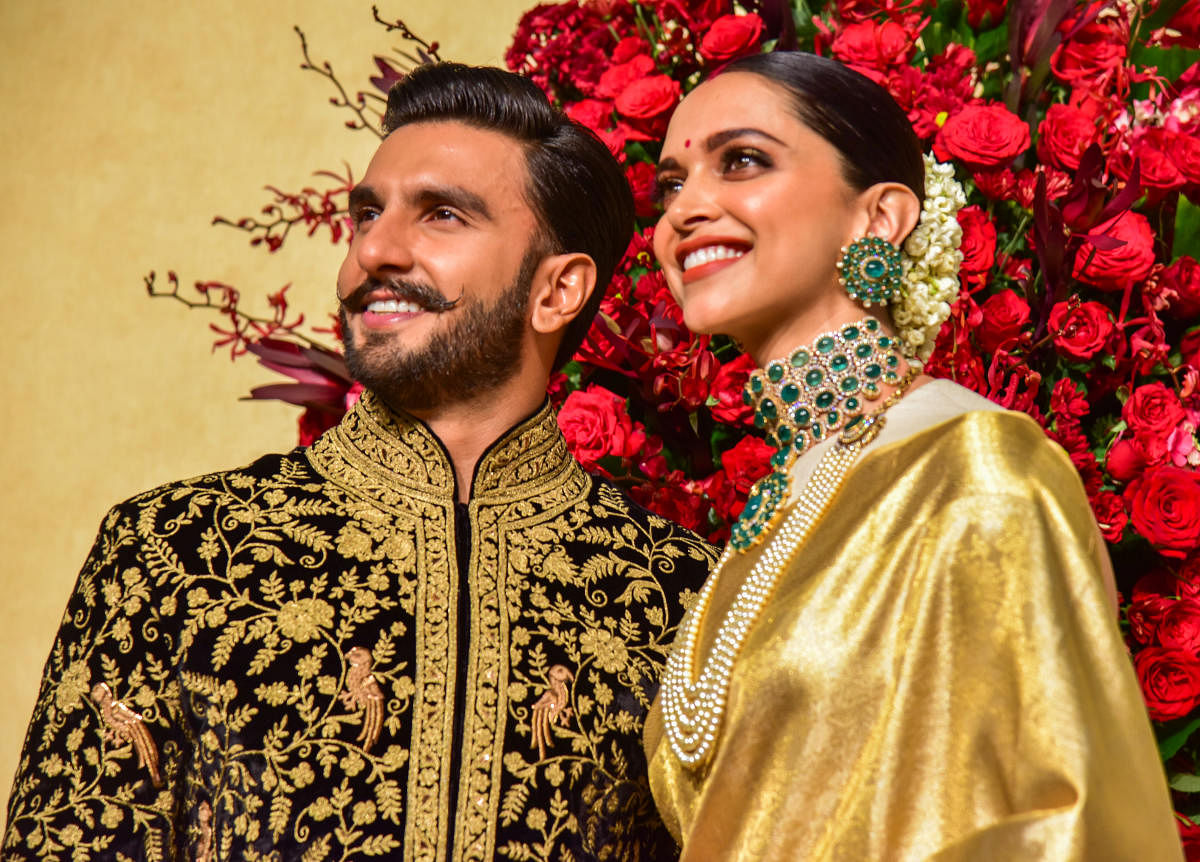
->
xmin=152 ymin=1 xmax=1200 ymax=841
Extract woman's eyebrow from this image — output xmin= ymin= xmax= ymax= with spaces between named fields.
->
xmin=658 ymin=127 xmax=788 ymax=174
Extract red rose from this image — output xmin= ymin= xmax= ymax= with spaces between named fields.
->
xmin=1072 ymin=211 xmax=1156 ymax=292
xmin=976 ymin=290 xmax=1030 ymax=353
xmin=611 ymin=35 xmax=651 ymax=64
xmin=615 ymin=73 xmax=681 ymax=137
xmin=1050 ymin=19 xmax=1127 ymax=86
xmin=1107 ymin=437 xmax=1149 ymax=484
xmin=1165 ymin=256 xmax=1200 ymax=320
xmin=1112 ymin=129 xmax=1189 ymax=204
xmin=557 ymin=384 xmax=647 ymax=470
xmin=1127 ymin=465 xmax=1200 ymax=559
xmin=719 ymin=435 xmax=773 ymax=495
xmin=933 ymin=103 xmax=1031 ymax=170
xmin=630 ymin=470 xmax=708 ymax=533
xmin=1158 ymin=598 xmax=1200 ymax=652
xmin=699 ymin=13 xmax=764 ymax=63
xmin=565 ymin=98 xmax=614 ymax=134
xmin=1047 ymin=300 xmax=1114 ymax=360
xmin=709 ymin=352 xmax=756 ymax=425
xmin=831 ymin=20 xmax=914 ymax=70
xmin=625 ymin=161 xmax=659 ymax=219
xmin=956 ymin=205 xmax=997 ymax=280
xmin=1090 ymin=490 xmax=1128 ymax=543
xmin=1130 ymin=596 xmax=1177 ymax=646
xmin=964 ymin=0 xmax=1006 ymax=29
xmin=596 ymin=54 xmax=656 ymax=99
xmin=1123 ymin=381 xmax=1186 ymax=439
xmin=1036 ymin=103 xmax=1098 ymax=171
xmin=1184 ymin=326 xmax=1200 ymax=370
xmin=1134 ymin=646 xmax=1200 ymax=720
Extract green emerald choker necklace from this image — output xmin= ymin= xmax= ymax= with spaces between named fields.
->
xmin=730 ymin=318 xmax=910 ymax=552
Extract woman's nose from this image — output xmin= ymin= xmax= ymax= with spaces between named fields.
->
xmin=663 ymin=176 xmax=720 ymax=231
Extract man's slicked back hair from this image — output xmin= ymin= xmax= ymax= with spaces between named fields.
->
xmin=383 ymin=63 xmax=634 ymax=370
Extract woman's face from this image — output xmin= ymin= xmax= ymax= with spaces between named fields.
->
xmin=653 ymin=72 xmax=869 ymax=361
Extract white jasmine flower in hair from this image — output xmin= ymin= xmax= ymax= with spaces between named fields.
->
xmin=891 ymin=154 xmax=966 ymax=363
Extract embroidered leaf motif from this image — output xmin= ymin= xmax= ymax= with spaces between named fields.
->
xmin=280 ymin=522 xmax=334 ymax=553
xmin=499 ymin=782 xmax=529 ymax=825
xmin=301 ymin=834 xmax=332 ymax=862
xmin=211 ymin=620 xmax=247 ymax=671
xmin=374 ymin=779 xmax=403 ymax=823
xmin=614 ymin=580 xmax=656 ymax=606
xmin=270 ymin=792 xmax=292 ymax=840
xmin=142 ymin=536 xmax=185 ymax=584
xmin=261 ymin=572 xmax=286 ymax=605
xmin=360 ymin=835 xmax=401 ymax=855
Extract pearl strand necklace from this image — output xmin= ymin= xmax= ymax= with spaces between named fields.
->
xmin=662 ymin=369 xmax=916 ymax=769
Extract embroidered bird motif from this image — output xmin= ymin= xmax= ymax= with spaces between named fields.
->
xmin=531 ymin=664 xmax=574 ymax=760
xmin=339 ymin=646 xmax=385 ymax=753
xmin=195 ymin=800 xmax=214 ymax=862
xmin=90 ymin=682 xmax=163 ymax=788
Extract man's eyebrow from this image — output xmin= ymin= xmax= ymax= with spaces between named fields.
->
xmin=348 ymin=184 xmax=381 ymax=211
xmin=413 ymin=184 xmax=493 ymax=220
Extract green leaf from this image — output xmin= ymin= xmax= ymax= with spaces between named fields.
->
xmin=972 ymin=24 xmax=1010 ymax=66
xmin=1158 ymin=715 xmax=1200 ymax=760
xmin=1175 ymin=197 xmax=1200 ymax=262
xmin=1171 ymin=773 xmax=1200 ymax=793
xmin=1130 ymin=46 xmax=1200 ymax=88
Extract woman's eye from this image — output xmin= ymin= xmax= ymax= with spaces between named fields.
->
xmin=351 ymin=207 xmax=379 ymax=227
xmin=723 ymin=148 xmax=770 ymax=173
xmin=655 ymin=177 xmax=684 ymax=204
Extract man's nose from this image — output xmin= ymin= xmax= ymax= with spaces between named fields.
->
xmin=353 ymin=210 xmax=416 ymax=275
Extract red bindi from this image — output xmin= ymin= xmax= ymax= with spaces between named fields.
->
xmin=684 ymin=139 xmax=691 ymax=148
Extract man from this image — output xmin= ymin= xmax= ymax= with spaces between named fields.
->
xmin=5 ymin=64 xmax=716 ymax=861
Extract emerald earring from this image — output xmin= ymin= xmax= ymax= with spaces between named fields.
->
xmin=836 ymin=236 xmax=903 ymax=307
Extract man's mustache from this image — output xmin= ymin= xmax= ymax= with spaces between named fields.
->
xmin=341 ymin=277 xmax=462 ymax=313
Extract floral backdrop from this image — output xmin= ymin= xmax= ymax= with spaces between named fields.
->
xmin=148 ymin=0 xmax=1200 ymax=851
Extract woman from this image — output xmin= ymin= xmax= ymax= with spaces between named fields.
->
xmin=643 ymin=52 xmax=1181 ymax=860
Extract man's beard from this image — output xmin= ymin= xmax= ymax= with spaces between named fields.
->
xmin=340 ymin=250 xmax=539 ymax=413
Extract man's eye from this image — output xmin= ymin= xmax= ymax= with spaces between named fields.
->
xmin=352 ymin=208 xmax=379 ymax=226
xmin=429 ymin=206 xmax=461 ymax=222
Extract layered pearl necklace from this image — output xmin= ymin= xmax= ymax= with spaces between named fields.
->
xmin=662 ymin=320 xmax=917 ymax=768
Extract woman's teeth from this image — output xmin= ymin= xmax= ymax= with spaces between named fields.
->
xmin=682 ymin=245 xmax=745 ymax=271
xmin=366 ymin=299 xmax=422 ymax=314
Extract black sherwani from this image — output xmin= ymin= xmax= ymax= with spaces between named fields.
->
xmin=5 ymin=392 xmax=717 ymax=861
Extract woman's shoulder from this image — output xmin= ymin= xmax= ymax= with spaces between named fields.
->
xmin=868 ymin=383 xmax=1078 ymax=496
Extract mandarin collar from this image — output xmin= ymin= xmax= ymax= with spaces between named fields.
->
xmin=307 ymin=389 xmax=582 ymax=504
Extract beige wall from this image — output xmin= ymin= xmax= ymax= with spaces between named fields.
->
xmin=0 ymin=0 xmax=531 ymax=815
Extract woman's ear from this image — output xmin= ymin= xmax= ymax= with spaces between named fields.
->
xmin=859 ymin=182 xmax=921 ymax=247
xmin=529 ymin=253 xmax=598 ymax=337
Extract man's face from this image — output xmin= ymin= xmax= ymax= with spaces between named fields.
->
xmin=336 ymin=120 xmax=545 ymax=412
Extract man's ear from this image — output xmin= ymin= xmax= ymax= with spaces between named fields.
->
xmin=529 ymin=253 xmax=598 ymax=336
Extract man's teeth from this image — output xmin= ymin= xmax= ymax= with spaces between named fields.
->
xmin=682 ymin=245 xmax=745 ymax=272
xmin=365 ymin=299 xmax=422 ymax=314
